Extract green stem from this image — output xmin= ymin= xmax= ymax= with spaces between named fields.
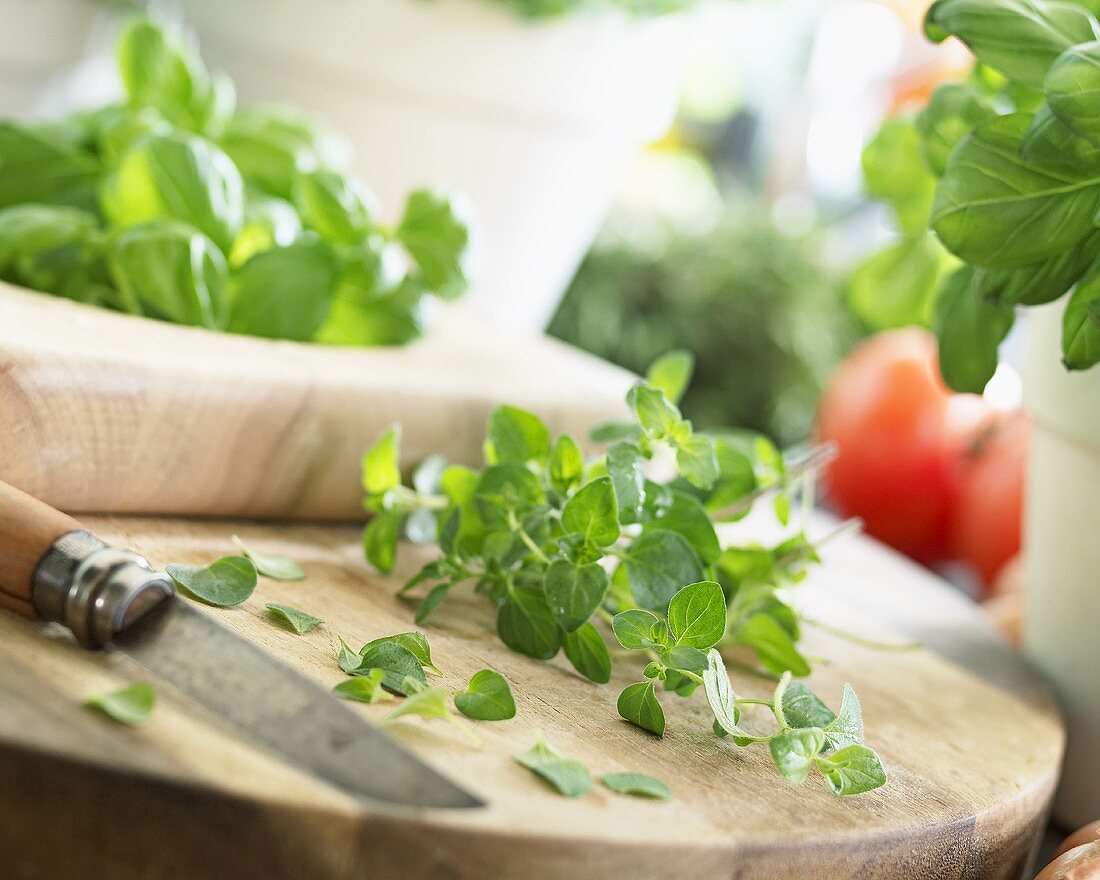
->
xmin=508 ymin=510 xmax=551 ymax=564
xmin=801 ymin=616 xmax=922 ymax=652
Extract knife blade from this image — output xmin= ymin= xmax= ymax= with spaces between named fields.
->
xmin=0 ymin=480 xmax=483 ymax=810
xmin=114 ymin=597 xmax=484 ymax=810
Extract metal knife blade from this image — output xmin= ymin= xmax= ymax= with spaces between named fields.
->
xmin=112 ymin=596 xmax=483 ymax=810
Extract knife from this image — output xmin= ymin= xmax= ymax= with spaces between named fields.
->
xmin=0 ymin=479 xmax=483 ymax=810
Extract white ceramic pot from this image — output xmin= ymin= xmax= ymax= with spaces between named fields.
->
xmin=179 ymin=0 xmax=693 ymax=333
xmin=1023 ymin=302 xmax=1100 ymax=828
xmin=0 ymin=0 xmax=114 ymax=118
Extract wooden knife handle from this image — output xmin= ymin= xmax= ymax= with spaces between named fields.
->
xmin=0 ymin=480 xmax=81 ymax=618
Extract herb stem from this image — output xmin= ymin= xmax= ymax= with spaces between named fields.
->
xmin=508 ymin=510 xmax=551 ymax=564
xmin=710 ymin=443 xmax=837 ymax=521
xmin=801 ymin=615 xmax=922 ymax=652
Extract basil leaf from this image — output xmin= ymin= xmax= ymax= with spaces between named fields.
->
xmin=232 ymin=536 xmax=306 ymax=581
xmin=362 ymin=511 xmax=401 ymax=574
xmin=355 ymin=642 xmax=426 ymax=696
xmin=166 ymin=555 xmax=257 ymax=607
xmin=1063 ymin=262 xmax=1100 ymax=369
xmin=396 ymin=188 xmax=475 ymax=300
xmin=101 ymin=132 xmax=244 ymax=252
xmin=622 ymin=529 xmax=704 ymax=611
xmin=497 ymin=586 xmax=561 ymax=660
xmin=487 ymin=405 xmax=551 ymax=466
xmin=543 ymin=558 xmax=608 ymax=633
xmin=601 ymin=772 xmax=671 ymax=800
xmin=934 ymin=267 xmax=1015 ymax=393
xmin=561 ymin=622 xmax=612 ymax=684
xmin=645 ymin=349 xmax=694 ymax=405
xmin=332 ymin=670 xmax=391 ymax=704
xmin=732 ymin=612 xmax=811 ymax=677
xmin=861 ymin=116 xmax=936 ymax=231
xmin=769 ymin=727 xmax=827 ymax=785
xmin=514 ymin=735 xmax=592 ymax=798
xmin=107 ymin=220 xmax=228 ymax=329
xmin=607 ymin=442 xmax=645 ymax=524
xmin=917 ymin=83 xmax=997 ymax=176
xmin=617 ymin=680 xmax=665 ymax=736
xmin=973 ymin=229 xmax=1100 ymax=306
xmin=227 ymin=238 xmax=340 ymax=341
xmin=815 ymin=744 xmax=888 ymax=796
xmin=85 ymin=682 xmax=155 ymax=727
xmin=265 ymin=603 xmax=323 ymax=634
xmin=611 ymin=608 xmax=668 ymax=651
xmin=0 ymin=204 xmax=97 ymax=271
xmin=220 ymin=103 xmax=350 ymax=200
xmin=0 ymin=122 xmax=100 ymax=211
xmin=562 ymin=476 xmax=619 ymax=547
xmin=666 ymin=580 xmax=726 ymax=649
xmin=454 ymin=669 xmax=516 ymax=721
xmin=117 ymin=18 xmax=225 ymax=135
xmin=362 ymin=631 xmax=441 ymax=675
xmin=675 ymin=434 xmax=720 ymax=491
xmin=293 ymin=168 xmax=376 ymax=245
xmin=643 ymin=491 xmax=721 ymax=566
xmin=781 ymin=682 xmax=837 ymax=731
xmin=548 ymin=435 xmax=584 ymax=494
xmin=1046 ymin=41 xmax=1100 ymax=143
xmin=924 ymin=0 xmax=1099 ymax=89
xmin=824 ymin=683 xmax=865 ymax=750
xmin=931 ymin=114 xmax=1100 ymax=269
xmin=363 ymin=424 xmax=402 ymax=495
xmin=846 ymin=233 xmax=951 ymax=332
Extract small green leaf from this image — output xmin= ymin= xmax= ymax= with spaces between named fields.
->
xmin=1063 ymin=264 xmax=1100 ymax=369
xmin=362 ymin=631 xmax=441 ymax=675
xmin=667 ymin=580 xmax=726 ymax=649
xmin=606 ymin=442 xmax=645 ymax=524
xmin=454 ymin=669 xmax=516 ymax=721
xmin=661 ymin=645 xmax=707 ymax=674
xmin=645 ymin=350 xmax=694 ymax=405
xmin=487 ymin=405 xmax=551 ymax=466
xmin=675 ymin=434 xmax=720 ymax=490
xmin=497 ymin=587 xmax=561 ymax=660
xmin=703 ymin=649 xmax=745 ymax=738
xmin=815 ymin=744 xmax=888 ymax=796
xmin=415 ymin=583 xmax=451 ymax=624
xmin=543 ymin=558 xmax=609 ymax=633
xmin=337 ymin=635 xmax=362 ymax=674
xmin=733 ymin=613 xmax=811 ymax=677
xmin=562 ymin=477 xmax=619 ymax=547
xmin=362 ymin=512 xmax=401 ymax=574
xmin=382 ymin=681 xmax=453 ymax=723
xmin=355 ymin=642 xmax=426 ymax=696
xmin=85 ymin=682 xmax=155 ymax=727
xmin=781 ymin=682 xmax=836 ymax=731
xmin=617 ymin=680 xmax=665 ymax=736
xmin=643 ymin=491 xmax=721 ymax=565
xmin=627 ymin=383 xmax=683 ymax=439
xmin=514 ymin=734 xmax=593 ymax=798
xmin=396 ymin=188 xmax=475 ymax=300
xmin=611 ymin=608 xmax=668 ymax=651
xmin=824 ymin=683 xmax=865 ymax=750
xmin=264 ymin=603 xmax=323 ymax=634
xmin=622 ymin=529 xmax=704 ymax=611
xmin=561 ymin=622 xmax=612 ymax=683
xmin=548 ymin=435 xmax=584 ymax=494
xmin=332 ymin=670 xmax=391 ymax=704
xmin=363 ymin=424 xmax=402 ymax=495
xmin=166 ymin=556 xmax=257 ymax=607
xmin=475 ymin=463 xmax=546 ymax=526
xmin=934 ymin=267 xmax=1015 ymax=393
xmin=233 ymin=536 xmax=305 ymax=581
xmin=601 ymin=772 xmax=672 ymax=800
xmin=770 ymin=727 xmax=827 ymax=785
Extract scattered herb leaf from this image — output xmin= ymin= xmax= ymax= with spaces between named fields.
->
xmin=454 ymin=669 xmax=516 ymax=721
xmin=265 ymin=603 xmax=323 ymax=634
xmin=85 ymin=682 xmax=155 ymax=727
xmin=166 ymin=556 xmax=257 ymax=607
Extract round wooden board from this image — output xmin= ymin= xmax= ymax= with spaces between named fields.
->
xmin=0 ymin=516 xmax=1062 ymax=880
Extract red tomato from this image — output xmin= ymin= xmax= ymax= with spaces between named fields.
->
xmin=952 ymin=411 xmax=1030 ymax=593
xmin=816 ymin=329 xmax=991 ymax=564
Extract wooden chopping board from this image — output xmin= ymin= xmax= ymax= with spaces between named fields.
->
xmin=0 ymin=514 xmax=1063 ymax=880
xmin=0 ymin=284 xmax=633 ymax=520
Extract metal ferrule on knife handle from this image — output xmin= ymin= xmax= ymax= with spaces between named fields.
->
xmin=0 ymin=480 xmax=174 ymax=648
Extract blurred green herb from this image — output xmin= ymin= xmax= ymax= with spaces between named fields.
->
xmin=233 ymin=536 xmax=305 ymax=581
xmin=166 ymin=555 xmax=257 ymax=607
xmin=265 ymin=603 xmax=323 ymax=634
xmin=0 ymin=17 xmax=474 ymax=345
xmin=514 ymin=734 xmax=593 ymax=797
xmin=601 ymin=771 xmax=671 ymax=799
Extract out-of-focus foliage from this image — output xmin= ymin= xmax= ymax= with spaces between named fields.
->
xmin=549 ymin=205 xmax=861 ymax=446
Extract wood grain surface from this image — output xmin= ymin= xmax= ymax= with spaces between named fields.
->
xmin=0 ymin=285 xmax=632 ymax=521
xmin=0 ymin=514 xmax=1063 ymax=880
